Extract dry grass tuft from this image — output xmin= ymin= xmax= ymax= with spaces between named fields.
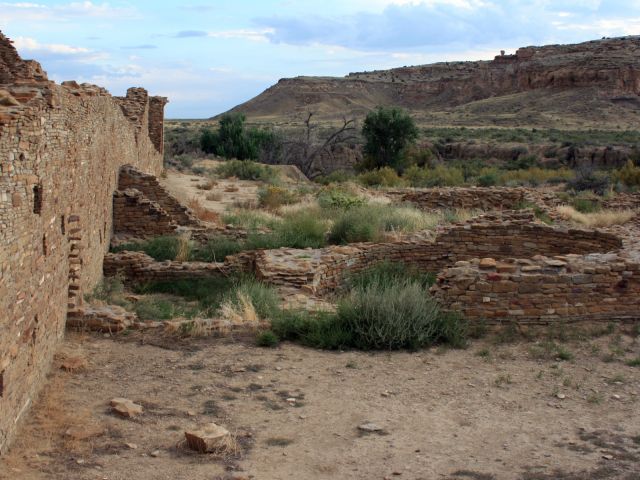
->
xmin=188 ymin=197 xmax=220 ymax=223
xmin=174 ymin=232 xmax=192 ymax=262
xmin=196 ymin=179 xmax=217 ymax=190
xmin=220 ymin=293 xmax=260 ymax=326
xmin=557 ymin=205 xmax=637 ymax=228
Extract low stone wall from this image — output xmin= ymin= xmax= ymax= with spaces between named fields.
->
xmin=113 ymin=189 xmax=178 ymax=237
xmin=103 ymin=251 xmax=229 ymax=283
xmin=432 ymin=254 xmax=640 ymax=323
xmin=395 ymin=187 xmax=527 ymax=210
xmin=118 ymin=165 xmax=199 ymax=226
xmin=311 ymin=221 xmax=622 ymax=294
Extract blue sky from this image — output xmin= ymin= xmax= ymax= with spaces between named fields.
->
xmin=1 ymin=1 xmax=639 ymax=118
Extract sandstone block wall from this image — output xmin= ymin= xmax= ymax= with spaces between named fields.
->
xmin=112 ymin=189 xmax=178 ymax=237
xmin=432 ymin=254 xmax=640 ymax=323
xmin=0 ymin=31 xmax=166 ymax=453
xmin=117 ymin=165 xmax=199 ymax=227
xmin=396 ymin=187 xmax=528 ymax=210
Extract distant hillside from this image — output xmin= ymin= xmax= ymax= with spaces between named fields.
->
xmin=221 ymin=36 xmax=640 ymax=129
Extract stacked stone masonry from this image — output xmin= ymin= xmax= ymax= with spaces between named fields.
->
xmin=112 ymin=189 xmax=178 ymax=237
xmin=432 ymin=254 xmax=640 ymax=323
xmin=0 ymin=31 xmax=166 ymax=453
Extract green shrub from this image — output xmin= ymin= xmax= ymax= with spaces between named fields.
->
xmin=361 ymin=106 xmax=419 ymax=171
xmin=346 ymin=261 xmax=436 ymax=290
xmin=258 ymin=185 xmax=299 ymax=209
xmin=111 ymin=236 xmax=180 ymax=261
xmin=477 ymin=172 xmax=498 ymax=187
xmin=222 ymin=209 xmax=281 ymax=230
xmin=269 ymin=212 xmax=327 ymax=249
xmin=315 ymin=170 xmax=355 ymax=185
xmin=195 ymin=237 xmax=245 ymax=261
xmin=357 ymin=167 xmax=404 ymax=187
xmin=215 ymin=159 xmax=277 ymax=182
xmin=328 ymin=204 xmax=435 ymax=245
xmin=271 ymin=310 xmax=353 ymax=350
xmin=317 ymin=188 xmax=367 ymax=209
xmin=256 ymin=330 xmax=279 ymax=347
xmin=404 ymin=164 xmax=465 ymax=187
xmin=337 ymin=280 xmax=466 ymax=350
xmin=570 ymin=194 xmax=602 ymax=213
xmin=134 ymin=297 xmax=199 ymax=320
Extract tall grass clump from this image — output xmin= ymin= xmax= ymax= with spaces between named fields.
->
xmin=557 ymin=206 xmax=636 ymax=228
xmin=345 ymin=261 xmax=436 ymax=290
xmin=258 ymin=185 xmax=299 ymax=209
xmin=111 ymin=236 xmax=181 ymax=261
xmin=328 ymin=204 xmax=436 ymax=244
xmin=404 ymin=164 xmax=465 ymax=187
xmin=356 ymin=167 xmax=405 ymax=187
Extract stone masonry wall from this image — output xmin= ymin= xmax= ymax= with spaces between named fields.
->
xmin=0 ymin=31 xmax=166 ymax=453
xmin=118 ymin=165 xmax=199 ymax=226
xmin=432 ymin=254 xmax=640 ymax=323
xmin=112 ymin=189 xmax=178 ymax=237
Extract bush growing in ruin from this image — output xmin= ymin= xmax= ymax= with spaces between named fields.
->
xmin=215 ymin=159 xmax=278 ymax=182
xmin=200 ymin=113 xmax=278 ymax=161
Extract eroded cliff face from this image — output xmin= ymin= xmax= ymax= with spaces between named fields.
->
xmin=227 ymin=36 xmax=640 ymax=126
xmin=0 ymin=31 xmax=167 ymax=453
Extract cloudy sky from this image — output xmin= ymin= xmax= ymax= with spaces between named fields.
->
xmin=2 ymin=1 xmax=639 ymax=118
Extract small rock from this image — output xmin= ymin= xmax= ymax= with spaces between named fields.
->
xmin=602 ymin=454 xmax=614 ymax=460
xmin=185 ymin=423 xmax=231 ymax=453
xmin=125 ymin=443 xmax=138 ymax=450
xmin=612 ymin=394 xmax=621 ymax=400
xmin=110 ymin=398 xmax=143 ymax=418
xmin=556 ymin=393 xmax=566 ymax=400
xmin=76 ymin=459 xmax=85 ymax=465
xmin=479 ymin=258 xmax=497 ymax=269
xmin=286 ymin=398 xmax=297 ymax=405
xmin=358 ymin=423 xmax=383 ymax=433
xmin=60 ymin=355 xmax=88 ymax=372
xmin=150 ymin=450 xmax=160 ymax=457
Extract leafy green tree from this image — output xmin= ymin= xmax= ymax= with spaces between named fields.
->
xmin=361 ymin=107 xmax=418 ymax=172
xmin=200 ymin=113 xmax=277 ymax=161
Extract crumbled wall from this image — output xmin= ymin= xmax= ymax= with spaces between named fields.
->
xmin=0 ymin=31 xmax=166 ymax=453
xmin=432 ymin=254 xmax=640 ymax=323
xmin=112 ymin=189 xmax=178 ymax=237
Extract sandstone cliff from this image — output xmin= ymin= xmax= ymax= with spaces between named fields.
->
xmin=225 ymin=36 xmax=640 ymax=129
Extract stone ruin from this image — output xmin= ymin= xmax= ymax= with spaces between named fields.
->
xmin=2 ymin=27 xmax=640 ymax=456
xmin=0 ymin=31 xmax=167 ymax=452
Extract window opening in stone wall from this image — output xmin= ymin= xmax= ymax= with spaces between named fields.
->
xmin=0 ymin=370 xmax=4 ymax=397
xmin=61 ymin=215 xmax=65 ymax=235
xmin=42 ymin=234 xmax=47 ymax=256
xmin=19 ymin=153 xmax=25 ymax=161
xmin=33 ymin=184 xmax=42 ymax=215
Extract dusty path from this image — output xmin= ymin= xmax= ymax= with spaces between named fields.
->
xmin=1 ymin=330 xmax=639 ymax=480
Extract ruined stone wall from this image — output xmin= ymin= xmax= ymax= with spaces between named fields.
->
xmin=432 ymin=254 xmax=640 ymax=324
xmin=0 ymin=32 xmax=166 ymax=453
xmin=117 ymin=165 xmax=198 ymax=226
xmin=395 ymin=187 xmax=528 ymax=211
xmin=311 ymin=221 xmax=621 ymax=295
xmin=112 ymin=189 xmax=178 ymax=237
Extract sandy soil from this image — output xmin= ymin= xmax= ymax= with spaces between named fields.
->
xmin=2 ymin=329 xmax=639 ymax=480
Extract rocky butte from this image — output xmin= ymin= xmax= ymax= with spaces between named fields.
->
xmin=0 ymin=31 xmax=167 ymax=452
xmin=226 ymin=36 xmax=640 ymax=127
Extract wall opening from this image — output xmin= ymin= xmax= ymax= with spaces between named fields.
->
xmin=33 ymin=184 xmax=42 ymax=215
xmin=0 ymin=370 xmax=4 ymax=398
xmin=60 ymin=215 xmax=65 ymax=235
xmin=42 ymin=234 xmax=47 ymax=256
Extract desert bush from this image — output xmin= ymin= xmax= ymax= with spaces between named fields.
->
xmin=111 ymin=236 xmax=181 ymax=261
xmin=477 ymin=172 xmax=498 ymax=187
xmin=256 ymin=330 xmax=279 ymax=347
xmin=215 ymin=159 xmax=277 ymax=182
xmin=500 ymin=167 xmax=573 ymax=186
xmin=569 ymin=192 xmax=602 ymax=213
xmin=201 ymin=113 xmax=278 ymax=161
xmin=337 ymin=280 xmax=466 ymax=350
xmin=357 ymin=167 xmax=404 ymax=187
xmin=317 ymin=187 xmax=367 ymax=209
xmin=206 ymin=191 xmax=223 ymax=201
xmin=404 ymin=164 xmax=465 ymax=187
xmin=328 ymin=204 xmax=435 ymax=244
xmin=614 ymin=160 xmax=640 ymax=188
xmin=86 ymin=275 xmax=127 ymax=306
xmin=262 ymin=211 xmax=327 ymax=249
xmin=566 ymin=169 xmax=610 ymax=195
xmin=345 ymin=261 xmax=436 ymax=290
xmin=315 ymin=170 xmax=355 ymax=185
xmin=258 ymin=185 xmax=299 ymax=209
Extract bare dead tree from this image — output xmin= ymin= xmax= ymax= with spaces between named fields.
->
xmin=281 ymin=112 xmax=358 ymax=177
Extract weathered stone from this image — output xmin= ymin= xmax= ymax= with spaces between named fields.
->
xmin=110 ymin=398 xmax=143 ymax=418
xmin=184 ymin=423 xmax=232 ymax=453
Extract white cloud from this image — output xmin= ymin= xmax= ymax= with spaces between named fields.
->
xmin=207 ymin=28 xmax=275 ymax=42
xmin=0 ymin=1 xmax=137 ymax=22
xmin=13 ymin=36 xmax=90 ymax=55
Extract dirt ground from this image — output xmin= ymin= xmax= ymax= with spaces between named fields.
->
xmin=1 ymin=328 xmax=639 ymax=480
